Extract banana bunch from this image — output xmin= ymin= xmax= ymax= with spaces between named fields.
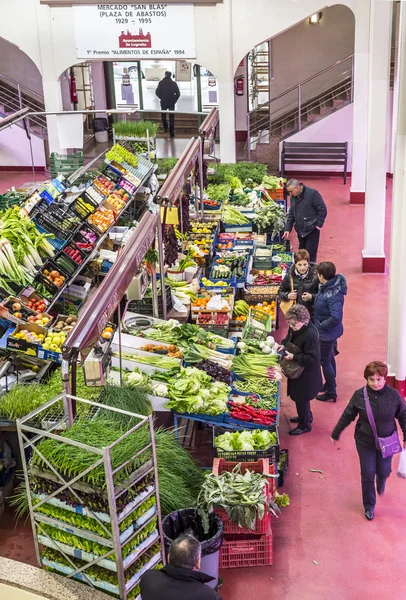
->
xmin=233 ymin=299 xmax=250 ymax=318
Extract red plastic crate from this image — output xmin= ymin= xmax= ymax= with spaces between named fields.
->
xmin=212 ymin=458 xmax=275 ymax=534
xmin=219 ymin=533 xmax=273 ymax=568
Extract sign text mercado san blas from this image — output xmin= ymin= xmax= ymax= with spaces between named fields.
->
xmin=73 ymin=4 xmax=196 ymax=60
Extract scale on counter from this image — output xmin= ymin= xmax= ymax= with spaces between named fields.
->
xmin=122 ymin=315 xmax=154 ymax=335
xmin=126 ymin=269 xmax=149 ymax=300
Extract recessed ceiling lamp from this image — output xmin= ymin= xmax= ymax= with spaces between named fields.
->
xmin=309 ymin=12 xmax=323 ymax=24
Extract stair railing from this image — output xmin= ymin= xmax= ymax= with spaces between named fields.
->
xmin=0 ymin=73 xmax=44 ymax=107
xmin=247 ymin=54 xmax=354 ymax=158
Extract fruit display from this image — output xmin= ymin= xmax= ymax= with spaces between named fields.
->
xmin=201 ymin=277 xmax=231 ymax=287
xmin=216 ymin=241 xmax=234 ymax=250
xmin=119 ymin=177 xmax=136 ymax=195
xmin=252 ymin=268 xmax=284 ymax=285
xmin=190 ymin=220 xmax=218 ymax=233
xmin=94 ymin=175 xmax=115 ymax=195
xmin=53 ymin=315 xmax=78 ymax=335
xmin=73 ymin=197 xmax=95 ymax=218
xmin=42 ymin=329 xmax=68 ymax=353
xmin=106 ymin=189 xmax=129 ymax=211
xmin=88 ymin=207 xmax=115 ymax=233
xmin=11 ymin=327 xmax=45 ymax=344
xmin=27 ymin=313 xmax=52 ymax=327
xmin=197 ymin=312 xmax=212 ymax=324
xmin=100 ymin=325 xmax=114 ymax=340
xmin=74 ymin=228 xmax=97 ymax=252
xmin=42 ymin=268 xmax=66 ymax=288
xmin=106 ymin=144 xmax=139 ymax=168
xmin=214 ymin=312 xmax=229 ymax=325
xmin=233 ymin=299 xmax=250 ymax=322
xmin=139 ymin=344 xmax=182 ymax=358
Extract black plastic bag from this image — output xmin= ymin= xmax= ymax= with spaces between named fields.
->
xmin=162 ymin=508 xmax=223 ymax=556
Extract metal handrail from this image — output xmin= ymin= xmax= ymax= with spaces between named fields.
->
xmin=249 ymin=76 xmax=352 ymax=140
xmin=248 ymin=53 xmax=354 ymax=115
xmin=0 ymin=72 xmax=44 ymax=102
xmin=0 ymin=89 xmax=47 ymax=129
xmin=247 ymin=54 xmax=354 ymax=157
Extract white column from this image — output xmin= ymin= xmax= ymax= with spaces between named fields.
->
xmin=217 ymin=0 xmax=236 ymax=163
xmin=387 ymin=2 xmax=406 ymax=395
xmin=361 ymin=0 xmax=392 ymax=273
xmin=35 ymin=4 xmax=66 ymax=154
xmin=350 ymin=0 xmax=371 ymax=205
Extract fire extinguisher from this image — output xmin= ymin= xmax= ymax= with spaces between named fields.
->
xmin=234 ymin=76 xmax=244 ymax=96
xmin=70 ymin=69 xmax=78 ymax=105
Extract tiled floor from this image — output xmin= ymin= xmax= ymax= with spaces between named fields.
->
xmin=0 ymin=176 xmax=403 ymax=600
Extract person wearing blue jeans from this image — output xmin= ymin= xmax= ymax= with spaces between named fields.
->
xmin=313 ymin=262 xmax=347 ymax=402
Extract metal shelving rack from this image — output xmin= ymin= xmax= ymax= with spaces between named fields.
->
xmin=17 ymin=395 xmax=165 ymax=600
xmin=113 ymin=130 xmax=157 ymax=163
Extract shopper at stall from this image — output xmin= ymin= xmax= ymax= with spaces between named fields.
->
xmin=331 ymin=361 xmax=406 ymax=521
xmin=155 ymin=71 xmax=181 ymax=138
xmin=276 ymin=304 xmax=322 ymax=435
xmin=278 ymin=249 xmax=319 ymax=318
xmin=314 ymin=262 xmax=347 ymax=402
xmin=140 ymin=534 xmax=222 ymax=600
xmin=282 ymin=179 xmax=327 ymax=262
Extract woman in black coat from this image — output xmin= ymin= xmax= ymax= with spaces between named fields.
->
xmin=278 ymin=249 xmax=319 ymax=317
xmin=276 ymin=304 xmax=322 ymax=436
xmin=331 ymin=361 xmax=406 ymax=521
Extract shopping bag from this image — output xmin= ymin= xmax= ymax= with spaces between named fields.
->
xmin=397 ymin=448 xmax=406 ymax=479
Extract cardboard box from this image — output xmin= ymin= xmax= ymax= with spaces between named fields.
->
xmin=7 ymin=323 xmax=46 ymax=356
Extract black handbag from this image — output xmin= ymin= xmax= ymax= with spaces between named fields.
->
xmin=280 ymin=341 xmax=304 ymax=380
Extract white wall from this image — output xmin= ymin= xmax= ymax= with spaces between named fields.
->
xmin=279 ymin=100 xmax=393 ymax=173
xmin=270 ymin=5 xmax=355 ymax=100
xmin=0 ymin=119 xmax=46 ymax=167
xmin=0 ymin=37 xmax=43 ymax=96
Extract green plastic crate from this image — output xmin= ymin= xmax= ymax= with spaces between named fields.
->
xmin=242 ymin=308 xmax=272 ymax=341
xmin=50 ymin=152 xmax=84 ymax=177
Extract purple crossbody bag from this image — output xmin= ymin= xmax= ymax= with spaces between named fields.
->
xmin=363 ymin=386 xmax=402 ymax=458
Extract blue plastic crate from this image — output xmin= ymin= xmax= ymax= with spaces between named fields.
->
xmin=223 ymin=221 xmax=253 ymax=233
xmin=35 ymin=224 xmax=67 ymax=251
xmin=225 ymin=415 xmax=278 ymax=431
xmin=172 ymin=411 xmax=228 ymax=424
xmin=200 ymin=275 xmax=237 ymax=290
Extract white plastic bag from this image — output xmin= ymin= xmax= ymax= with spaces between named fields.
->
xmin=397 ymin=448 xmax=406 ymax=479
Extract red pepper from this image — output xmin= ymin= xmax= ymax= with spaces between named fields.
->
xmin=231 ymin=411 xmax=253 ymax=422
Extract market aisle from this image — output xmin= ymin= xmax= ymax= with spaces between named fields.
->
xmin=219 ymin=177 xmax=406 ymax=600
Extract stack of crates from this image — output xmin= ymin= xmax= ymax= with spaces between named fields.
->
xmin=213 ymin=458 xmax=274 ymax=569
xmin=50 ymin=151 xmax=84 ymax=178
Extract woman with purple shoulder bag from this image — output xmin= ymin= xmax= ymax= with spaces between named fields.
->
xmin=331 ymin=361 xmax=406 ymax=521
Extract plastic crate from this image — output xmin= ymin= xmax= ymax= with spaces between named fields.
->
xmin=223 ymin=222 xmax=253 ymax=233
xmin=213 ymin=426 xmax=279 ymax=463
xmin=253 ymin=245 xmax=274 ymax=270
xmin=50 ymin=151 xmax=83 ymax=177
xmin=212 ymin=458 xmax=275 ymax=533
xmin=219 ymin=533 xmax=273 ymax=568
xmin=242 ymin=286 xmax=279 ymax=305
xmin=35 ymin=224 xmax=67 ymax=252
xmin=278 ymin=449 xmax=289 ymax=488
xmin=128 ymin=287 xmax=172 ymax=318
xmin=264 ymin=187 xmax=284 ymax=200
xmin=242 ymin=308 xmax=272 ymax=341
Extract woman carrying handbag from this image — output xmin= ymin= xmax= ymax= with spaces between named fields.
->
xmin=276 ymin=304 xmax=322 ymax=435
xmin=278 ymin=249 xmax=319 ymax=317
xmin=331 ymin=361 xmax=406 ymax=521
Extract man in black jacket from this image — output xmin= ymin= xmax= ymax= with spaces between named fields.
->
xmin=282 ymin=179 xmax=327 ymax=262
xmin=140 ymin=534 xmax=222 ymax=600
xmin=155 ymin=71 xmax=181 ymax=137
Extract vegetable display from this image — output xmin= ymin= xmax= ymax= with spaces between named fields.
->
xmin=222 ymin=206 xmax=250 ymax=226
xmin=215 ymin=429 xmax=277 ymax=451
xmin=253 ymin=201 xmax=286 ymax=236
xmin=228 ymin=401 xmax=277 ymax=426
xmin=232 ymin=353 xmax=281 ymax=380
xmin=197 ymin=463 xmax=279 ymax=533
xmin=153 ymin=366 xmax=230 ymax=415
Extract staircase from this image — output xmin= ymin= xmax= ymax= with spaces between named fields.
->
xmin=246 ymin=55 xmax=354 ymax=171
xmin=0 ymin=73 xmax=47 ymax=138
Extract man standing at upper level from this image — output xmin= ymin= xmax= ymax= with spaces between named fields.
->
xmin=156 ymin=71 xmax=181 ymax=138
xmin=283 ymin=179 xmax=327 ymax=263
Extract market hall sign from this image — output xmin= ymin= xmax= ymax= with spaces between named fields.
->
xmin=72 ymin=4 xmax=196 ymax=59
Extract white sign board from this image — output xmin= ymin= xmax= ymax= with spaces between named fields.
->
xmin=73 ymin=4 xmax=196 ymax=60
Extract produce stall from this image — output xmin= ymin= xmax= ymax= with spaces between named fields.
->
xmin=0 ymin=114 xmax=293 ymax=587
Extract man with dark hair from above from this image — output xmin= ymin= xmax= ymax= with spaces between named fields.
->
xmin=155 ymin=71 xmax=181 ymax=138
xmin=140 ymin=533 xmax=222 ymax=600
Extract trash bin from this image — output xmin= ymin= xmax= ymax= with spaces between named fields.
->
xmin=93 ymin=117 xmax=109 ymax=143
xmin=162 ymin=508 xmax=223 ymax=590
